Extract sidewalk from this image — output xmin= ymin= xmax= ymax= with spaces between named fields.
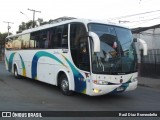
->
xmin=138 ymin=76 xmax=160 ymax=90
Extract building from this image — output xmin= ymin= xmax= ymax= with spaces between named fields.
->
xmin=132 ymin=24 xmax=160 ymax=49
xmin=132 ymin=24 xmax=160 ymax=77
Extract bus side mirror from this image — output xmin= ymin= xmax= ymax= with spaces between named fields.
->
xmin=89 ymin=32 xmax=100 ymax=52
xmin=137 ymin=38 xmax=147 ymax=56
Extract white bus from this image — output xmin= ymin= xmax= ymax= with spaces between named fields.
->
xmin=5 ymin=19 xmax=146 ymax=96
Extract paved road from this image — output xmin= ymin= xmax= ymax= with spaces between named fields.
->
xmin=0 ymin=62 xmax=160 ymax=119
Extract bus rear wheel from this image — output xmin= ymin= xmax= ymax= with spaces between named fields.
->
xmin=14 ymin=65 xmax=21 ymax=79
xmin=60 ymin=74 xmax=73 ymax=96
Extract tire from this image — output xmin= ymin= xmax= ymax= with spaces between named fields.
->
xmin=60 ymin=74 xmax=73 ymax=96
xmin=14 ymin=65 xmax=21 ymax=79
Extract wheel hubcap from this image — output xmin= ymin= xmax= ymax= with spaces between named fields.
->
xmin=61 ymin=79 xmax=69 ymax=92
xmin=15 ymin=69 xmax=17 ymax=76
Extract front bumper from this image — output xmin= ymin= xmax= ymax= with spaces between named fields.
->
xmin=88 ymin=80 xmax=138 ymax=96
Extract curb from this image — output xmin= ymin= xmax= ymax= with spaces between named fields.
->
xmin=138 ymin=83 xmax=160 ymax=90
xmin=138 ymin=83 xmax=152 ymax=88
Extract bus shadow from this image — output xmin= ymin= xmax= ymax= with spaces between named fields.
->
xmin=13 ymin=75 xmax=60 ymax=92
xmin=74 ymin=92 xmax=133 ymax=101
xmin=12 ymin=75 xmax=134 ymax=102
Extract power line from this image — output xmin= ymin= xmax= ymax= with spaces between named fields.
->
xmin=140 ymin=32 xmax=160 ymax=36
xmin=107 ymin=9 xmax=160 ymax=20
xmin=131 ymin=16 xmax=160 ymax=27
xmin=128 ymin=16 xmax=160 ymax=23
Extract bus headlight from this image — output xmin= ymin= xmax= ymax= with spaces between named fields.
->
xmin=93 ymin=80 xmax=108 ymax=85
xmin=93 ymin=88 xmax=101 ymax=93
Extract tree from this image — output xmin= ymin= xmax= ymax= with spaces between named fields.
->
xmin=0 ymin=32 xmax=8 ymax=45
xmin=18 ymin=22 xmax=26 ymax=33
xmin=27 ymin=20 xmax=38 ymax=29
xmin=37 ymin=18 xmax=43 ymax=26
xmin=0 ymin=32 xmax=9 ymax=60
xmin=17 ymin=20 xmax=38 ymax=33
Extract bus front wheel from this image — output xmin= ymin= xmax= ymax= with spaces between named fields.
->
xmin=60 ymin=74 xmax=73 ymax=96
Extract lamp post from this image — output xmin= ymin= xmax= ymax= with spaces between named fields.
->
xmin=20 ymin=11 xmax=30 ymax=20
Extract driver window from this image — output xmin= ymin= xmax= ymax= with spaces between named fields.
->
xmin=70 ymin=23 xmax=90 ymax=71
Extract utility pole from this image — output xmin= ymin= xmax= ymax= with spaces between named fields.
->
xmin=3 ymin=21 xmax=14 ymax=36
xmin=28 ymin=8 xmax=41 ymax=28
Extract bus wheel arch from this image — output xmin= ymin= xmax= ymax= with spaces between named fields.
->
xmin=13 ymin=63 xmax=21 ymax=79
xmin=57 ymin=71 xmax=73 ymax=95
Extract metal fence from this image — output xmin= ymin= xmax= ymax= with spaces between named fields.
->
xmin=140 ymin=49 xmax=160 ymax=77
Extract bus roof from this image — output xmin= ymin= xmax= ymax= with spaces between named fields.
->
xmin=6 ymin=18 xmax=130 ymax=38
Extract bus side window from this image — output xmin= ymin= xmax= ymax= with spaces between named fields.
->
xmin=53 ymin=26 xmax=63 ymax=48
xmin=62 ymin=24 xmax=68 ymax=48
xmin=39 ymin=34 xmax=45 ymax=48
xmin=30 ymin=32 xmax=38 ymax=49
xmin=49 ymin=27 xmax=56 ymax=49
xmin=52 ymin=24 xmax=68 ymax=49
xmin=31 ymin=31 xmax=47 ymax=49
xmin=21 ymin=34 xmax=30 ymax=49
xmin=5 ymin=38 xmax=13 ymax=50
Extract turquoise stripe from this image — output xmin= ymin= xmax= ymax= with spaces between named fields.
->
xmin=62 ymin=55 xmax=86 ymax=93
xmin=31 ymin=51 xmax=66 ymax=79
xmin=8 ymin=52 xmax=15 ymax=72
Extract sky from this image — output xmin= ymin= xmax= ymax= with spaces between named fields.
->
xmin=0 ymin=0 xmax=160 ymax=34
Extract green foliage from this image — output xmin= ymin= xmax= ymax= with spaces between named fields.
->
xmin=17 ymin=18 xmax=44 ymax=33
xmin=37 ymin=18 xmax=44 ymax=26
xmin=0 ymin=32 xmax=8 ymax=41
xmin=0 ymin=32 xmax=8 ymax=55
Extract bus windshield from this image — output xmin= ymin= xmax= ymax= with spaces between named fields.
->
xmin=88 ymin=23 xmax=137 ymax=75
